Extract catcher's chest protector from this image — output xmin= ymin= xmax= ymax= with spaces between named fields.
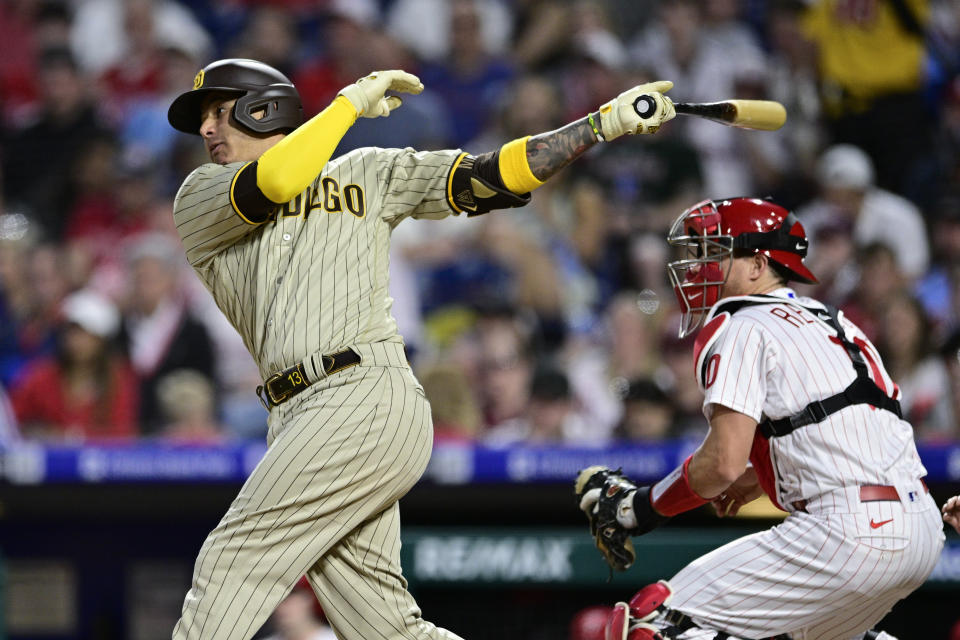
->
xmin=694 ymin=294 xmax=901 ymax=439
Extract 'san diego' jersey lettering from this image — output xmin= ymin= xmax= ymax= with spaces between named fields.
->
xmin=173 ymin=147 xmax=462 ymax=378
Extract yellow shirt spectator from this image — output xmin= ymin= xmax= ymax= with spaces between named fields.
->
xmin=803 ymin=0 xmax=929 ymax=114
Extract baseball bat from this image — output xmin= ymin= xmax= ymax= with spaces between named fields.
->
xmin=672 ymin=100 xmax=787 ymax=131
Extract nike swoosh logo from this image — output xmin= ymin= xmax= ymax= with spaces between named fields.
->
xmin=869 ymin=518 xmax=894 ymax=529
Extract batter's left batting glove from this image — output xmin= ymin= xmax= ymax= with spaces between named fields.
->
xmin=338 ymin=70 xmax=424 ymax=118
xmin=574 ymin=466 xmax=670 ymax=572
xmin=595 ymin=80 xmax=675 ymax=140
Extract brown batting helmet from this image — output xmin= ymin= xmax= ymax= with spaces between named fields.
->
xmin=167 ymin=58 xmax=304 ymax=135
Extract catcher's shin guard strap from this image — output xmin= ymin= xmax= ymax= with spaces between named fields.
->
xmin=649 ymin=455 xmax=708 ymax=516
xmin=663 ymin=610 xmax=791 ymax=640
xmin=257 ymin=95 xmax=358 ymax=203
xmin=498 ymin=136 xmax=545 ymax=194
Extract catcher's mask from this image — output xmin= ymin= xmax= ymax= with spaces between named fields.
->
xmin=167 ymin=58 xmax=304 ymax=135
xmin=666 ymin=197 xmax=818 ymax=337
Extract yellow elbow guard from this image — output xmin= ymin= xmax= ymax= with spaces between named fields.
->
xmin=498 ymin=136 xmax=544 ymax=194
xmin=256 ymin=96 xmax=358 ymax=203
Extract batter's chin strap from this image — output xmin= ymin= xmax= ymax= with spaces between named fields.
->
xmin=757 ymin=303 xmax=901 ymax=438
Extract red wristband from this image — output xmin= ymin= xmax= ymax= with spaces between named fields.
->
xmin=650 ymin=455 xmax=708 ymax=516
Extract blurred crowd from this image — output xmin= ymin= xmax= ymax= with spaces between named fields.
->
xmin=1 ymin=0 xmax=960 ymax=447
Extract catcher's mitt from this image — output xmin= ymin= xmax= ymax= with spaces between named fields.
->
xmin=574 ymin=466 xmax=639 ymax=572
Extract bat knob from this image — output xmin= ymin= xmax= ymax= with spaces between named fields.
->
xmin=633 ymin=95 xmax=658 ymax=119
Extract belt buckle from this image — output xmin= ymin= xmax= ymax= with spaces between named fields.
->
xmin=265 ymin=370 xmax=293 ymax=406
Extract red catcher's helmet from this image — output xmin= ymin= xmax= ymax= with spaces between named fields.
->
xmin=667 ymin=197 xmax=818 ymax=337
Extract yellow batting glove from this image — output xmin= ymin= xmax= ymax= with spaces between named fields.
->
xmin=597 ymin=80 xmax=675 ymax=140
xmin=337 ymin=70 xmax=424 ymax=118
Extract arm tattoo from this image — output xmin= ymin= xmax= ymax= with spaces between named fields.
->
xmin=526 ymin=115 xmax=600 ymax=182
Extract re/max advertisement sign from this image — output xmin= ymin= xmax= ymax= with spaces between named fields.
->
xmin=401 ymin=530 xmax=960 ymax=589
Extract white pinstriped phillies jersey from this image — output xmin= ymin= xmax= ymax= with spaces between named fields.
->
xmin=693 ymin=288 xmax=927 ymax=511
xmin=172 ymin=147 xmax=462 ymax=378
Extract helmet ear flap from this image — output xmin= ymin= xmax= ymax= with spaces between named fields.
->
xmin=233 ymin=87 xmax=303 ymax=134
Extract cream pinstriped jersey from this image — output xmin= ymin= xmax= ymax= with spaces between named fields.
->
xmin=696 ymin=288 xmax=927 ymax=510
xmin=173 ymin=147 xmax=462 ymax=378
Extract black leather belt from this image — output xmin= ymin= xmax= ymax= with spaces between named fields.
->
xmin=256 ymin=347 xmax=361 ymax=409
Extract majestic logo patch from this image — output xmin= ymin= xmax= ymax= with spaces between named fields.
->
xmin=193 ymin=70 xmax=205 ymax=90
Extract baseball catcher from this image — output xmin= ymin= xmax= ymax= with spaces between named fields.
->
xmin=575 ymin=198 xmax=943 ymax=640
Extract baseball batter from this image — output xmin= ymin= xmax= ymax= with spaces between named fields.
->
xmin=577 ymin=198 xmax=945 ymax=640
xmin=166 ymin=58 xmax=676 ymax=640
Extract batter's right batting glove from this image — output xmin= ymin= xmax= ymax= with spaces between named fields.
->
xmin=596 ymin=80 xmax=675 ymax=140
xmin=338 ymin=70 xmax=424 ymax=118
xmin=574 ymin=466 xmax=670 ymax=572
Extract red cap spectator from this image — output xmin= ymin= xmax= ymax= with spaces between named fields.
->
xmin=569 ymin=605 xmax=612 ymax=640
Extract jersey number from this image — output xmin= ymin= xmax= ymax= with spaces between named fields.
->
xmin=770 ymin=303 xmax=895 ymax=398
xmin=704 ymin=353 xmax=721 ymax=389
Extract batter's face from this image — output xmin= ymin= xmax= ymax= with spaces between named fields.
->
xmin=198 ymin=94 xmax=284 ymax=164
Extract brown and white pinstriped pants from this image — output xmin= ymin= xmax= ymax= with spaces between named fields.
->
xmin=173 ymin=343 xmax=466 ymax=640
xmin=664 ymin=485 xmax=944 ymax=640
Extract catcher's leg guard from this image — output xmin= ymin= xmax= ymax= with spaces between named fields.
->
xmin=605 ymin=602 xmax=630 ymax=640
xmin=605 ymin=581 xmax=675 ymax=640
xmin=604 ymin=602 xmax=662 ymax=640
xmin=627 ymin=580 xmax=673 ymax=621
